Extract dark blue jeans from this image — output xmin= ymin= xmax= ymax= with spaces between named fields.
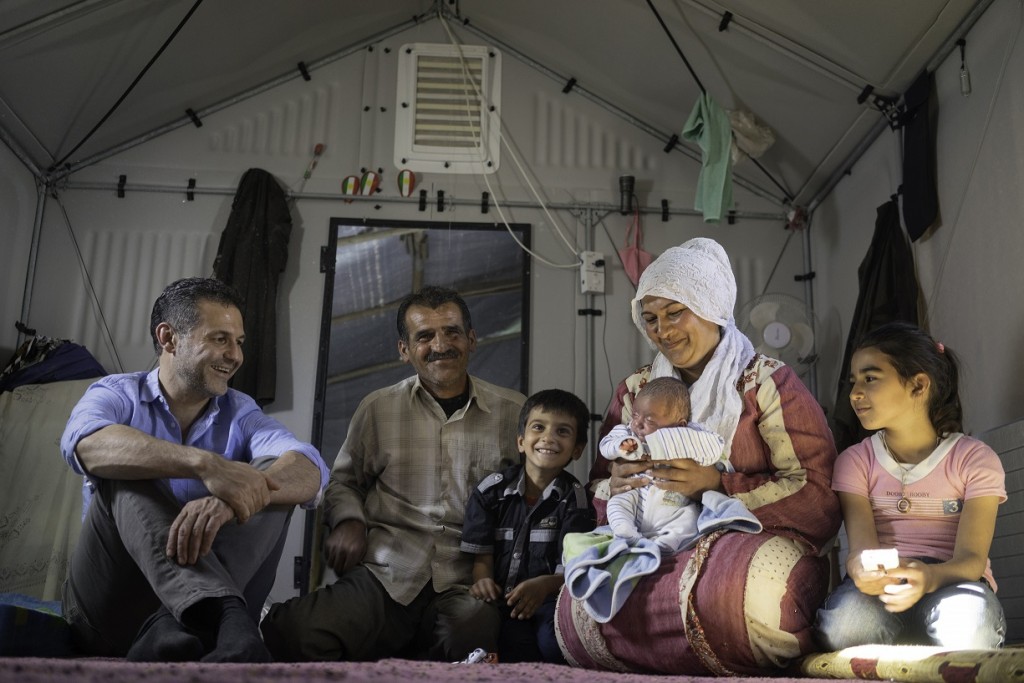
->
xmin=498 ymin=597 xmax=564 ymax=663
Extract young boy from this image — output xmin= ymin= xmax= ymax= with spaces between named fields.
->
xmin=461 ymin=389 xmax=595 ymax=663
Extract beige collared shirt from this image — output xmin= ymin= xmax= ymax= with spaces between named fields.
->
xmin=323 ymin=374 xmax=525 ymax=604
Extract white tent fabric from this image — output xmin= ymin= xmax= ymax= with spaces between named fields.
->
xmin=0 ymin=0 xmax=989 ymax=205
xmin=3 ymin=0 xmax=1024 ymax=612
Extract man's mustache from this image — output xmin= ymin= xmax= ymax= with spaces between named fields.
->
xmin=426 ymin=350 xmax=460 ymax=362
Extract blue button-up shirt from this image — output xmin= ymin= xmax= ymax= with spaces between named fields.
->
xmin=61 ymin=369 xmax=327 ymax=513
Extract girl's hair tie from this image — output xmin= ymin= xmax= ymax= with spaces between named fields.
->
xmin=936 ymin=341 xmax=945 ymax=353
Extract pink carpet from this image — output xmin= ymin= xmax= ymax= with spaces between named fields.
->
xmin=0 ymin=657 xmax=817 ymax=682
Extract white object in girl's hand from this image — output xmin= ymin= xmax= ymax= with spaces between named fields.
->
xmin=860 ymin=548 xmax=899 ymax=571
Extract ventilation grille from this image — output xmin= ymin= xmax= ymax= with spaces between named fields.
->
xmin=395 ymin=43 xmax=500 ymax=173
xmin=414 ymin=54 xmax=484 ymax=149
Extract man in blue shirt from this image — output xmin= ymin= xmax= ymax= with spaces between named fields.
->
xmin=59 ymin=277 xmax=328 ymax=662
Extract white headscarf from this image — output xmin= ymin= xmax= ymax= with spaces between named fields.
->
xmin=630 ymin=238 xmax=755 ymax=457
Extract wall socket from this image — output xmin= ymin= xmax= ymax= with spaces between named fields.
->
xmin=580 ymin=251 xmax=605 ymax=294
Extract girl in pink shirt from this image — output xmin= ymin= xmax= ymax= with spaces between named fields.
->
xmin=815 ymin=322 xmax=1006 ymax=649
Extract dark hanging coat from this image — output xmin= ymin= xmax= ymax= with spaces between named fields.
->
xmin=213 ymin=168 xmax=292 ymax=406
xmin=830 ymin=199 xmax=920 ymax=453
xmin=901 ymin=70 xmax=939 ymax=241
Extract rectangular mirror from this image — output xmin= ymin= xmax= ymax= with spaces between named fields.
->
xmin=301 ymin=217 xmax=531 ymax=591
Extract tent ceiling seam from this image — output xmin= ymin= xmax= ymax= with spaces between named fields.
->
xmin=16 ymin=0 xmax=990 ymax=207
xmin=677 ymin=0 xmax=868 ymax=94
xmin=804 ymin=0 xmax=996 ymax=211
xmin=0 ymin=97 xmax=46 ymax=177
xmin=0 ymin=0 xmax=126 ymax=46
xmin=42 ymin=6 xmax=789 ymax=208
xmin=877 ymin=0 xmax=966 ymax=89
xmin=51 ymin=0 xmax=206 ymax=171
xmin=44 ymin=12 xmax=429 ymax=183
xmin=448 ymin=9 xmax=788 ymax=207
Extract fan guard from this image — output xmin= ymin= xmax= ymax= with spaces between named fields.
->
xmin=737 ymin=293 xmax=816 ymax=368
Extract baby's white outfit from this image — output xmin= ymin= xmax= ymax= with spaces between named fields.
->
xmin=599 ymin=424 xmax=724 ymax=553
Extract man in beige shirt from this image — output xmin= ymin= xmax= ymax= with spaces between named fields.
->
xmin=262 ymin=286 xmax=526 ymax=661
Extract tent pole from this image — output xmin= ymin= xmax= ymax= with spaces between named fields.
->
xmin=41 ymin=4 xmax=792 ymax=207
xmin=583 ymin=207 xmax=598 ymax=468
xmin=0 ymin=102 xmax=45 ymax=178
xmin=804 ymin=0 xmax=996 ymax=211
xmin=0 ymin=0 xmax=121 ymax=44
xmin=45 ymin=13 xmax=431 ymax=183
xmin=59 ymin=179 xmax=788 ymax=222
xmin=801 ymin=212 xmax=818 ymax=400
xmin=18 ymin=181 xmax=48 ymax=347
xmin=678 ymin=0 xmax=866 ymax=94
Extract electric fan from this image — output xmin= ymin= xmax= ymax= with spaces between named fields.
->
xmin=737 ymin=293 xmax=817 ymax=371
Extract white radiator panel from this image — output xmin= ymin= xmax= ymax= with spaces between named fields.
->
xmin=979 ymin=419 xmax=1024 ymax=645
xmin=733 ymin=254 xmax=771 ymax=318
xmin=71 ymin=229 xmax=215 ymax=372
xmin=208 ymin=86 xmax=334 ymax=157
xmin=533 ymin=92 xmax=656 ymax=170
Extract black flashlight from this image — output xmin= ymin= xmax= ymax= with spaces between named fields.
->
xmin=619 ymin=175 xmax=635 ymax=215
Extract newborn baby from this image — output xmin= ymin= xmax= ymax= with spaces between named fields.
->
xmin=599 ymin=377 xmax=724 ymax=552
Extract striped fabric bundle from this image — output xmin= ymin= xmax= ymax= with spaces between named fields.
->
xmin=644 ymin=426 xmax=723 ymax=466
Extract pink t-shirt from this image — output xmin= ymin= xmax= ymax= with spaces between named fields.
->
xmin=832 ymin=432 xmax=1006 ymax=589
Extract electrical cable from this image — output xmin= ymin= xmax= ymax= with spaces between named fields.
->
xmin=599 ymin=290 xmax=615 ymax=402
xmin=438 ymin=11 xmax=579 ymax=268
xmin=759 ymin=227 xmax=795 ymax=297
xmin=51 ymin=191 xmax=125 ymax=373
xmin=442 ymin=16 xmax=579 ymax=266
xmin=51 ymin=0 xmax=205 ymax=170
xmin=592 ymin=207 xmax=630 ymax=413
xmin=595 ymin=200 xmax=636 ymax=290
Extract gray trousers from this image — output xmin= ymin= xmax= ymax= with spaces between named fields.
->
xmin=62 ymin=464 xmax=292 ymax=656
xmin=261 ymin=565 xmax=500 ymax=662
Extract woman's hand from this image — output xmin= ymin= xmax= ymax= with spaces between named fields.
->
xmin=647 ymin=458 xmax=723 ymax=498
xmin=608 ymin=458 xmax=652 ymax=495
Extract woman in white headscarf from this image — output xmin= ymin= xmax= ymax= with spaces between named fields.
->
xmin=557 ymin=238 xmax=840 ymax=676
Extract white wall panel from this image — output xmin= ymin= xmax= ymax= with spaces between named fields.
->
xmin=66 ymin=229 xmax=214 ymax=372
xmin=533 ymin=93 xmax=657 ymax=172
xmin=813 ymin=0 xmax=1024 ymax=435
xmin=209 ymin=86 xmax=335 ymax=158
xmin=25 ymin=191 xmax=224 ymax=374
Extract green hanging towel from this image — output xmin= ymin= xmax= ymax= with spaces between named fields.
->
xmin=682 ymin=93 xmax=733 ymax=222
